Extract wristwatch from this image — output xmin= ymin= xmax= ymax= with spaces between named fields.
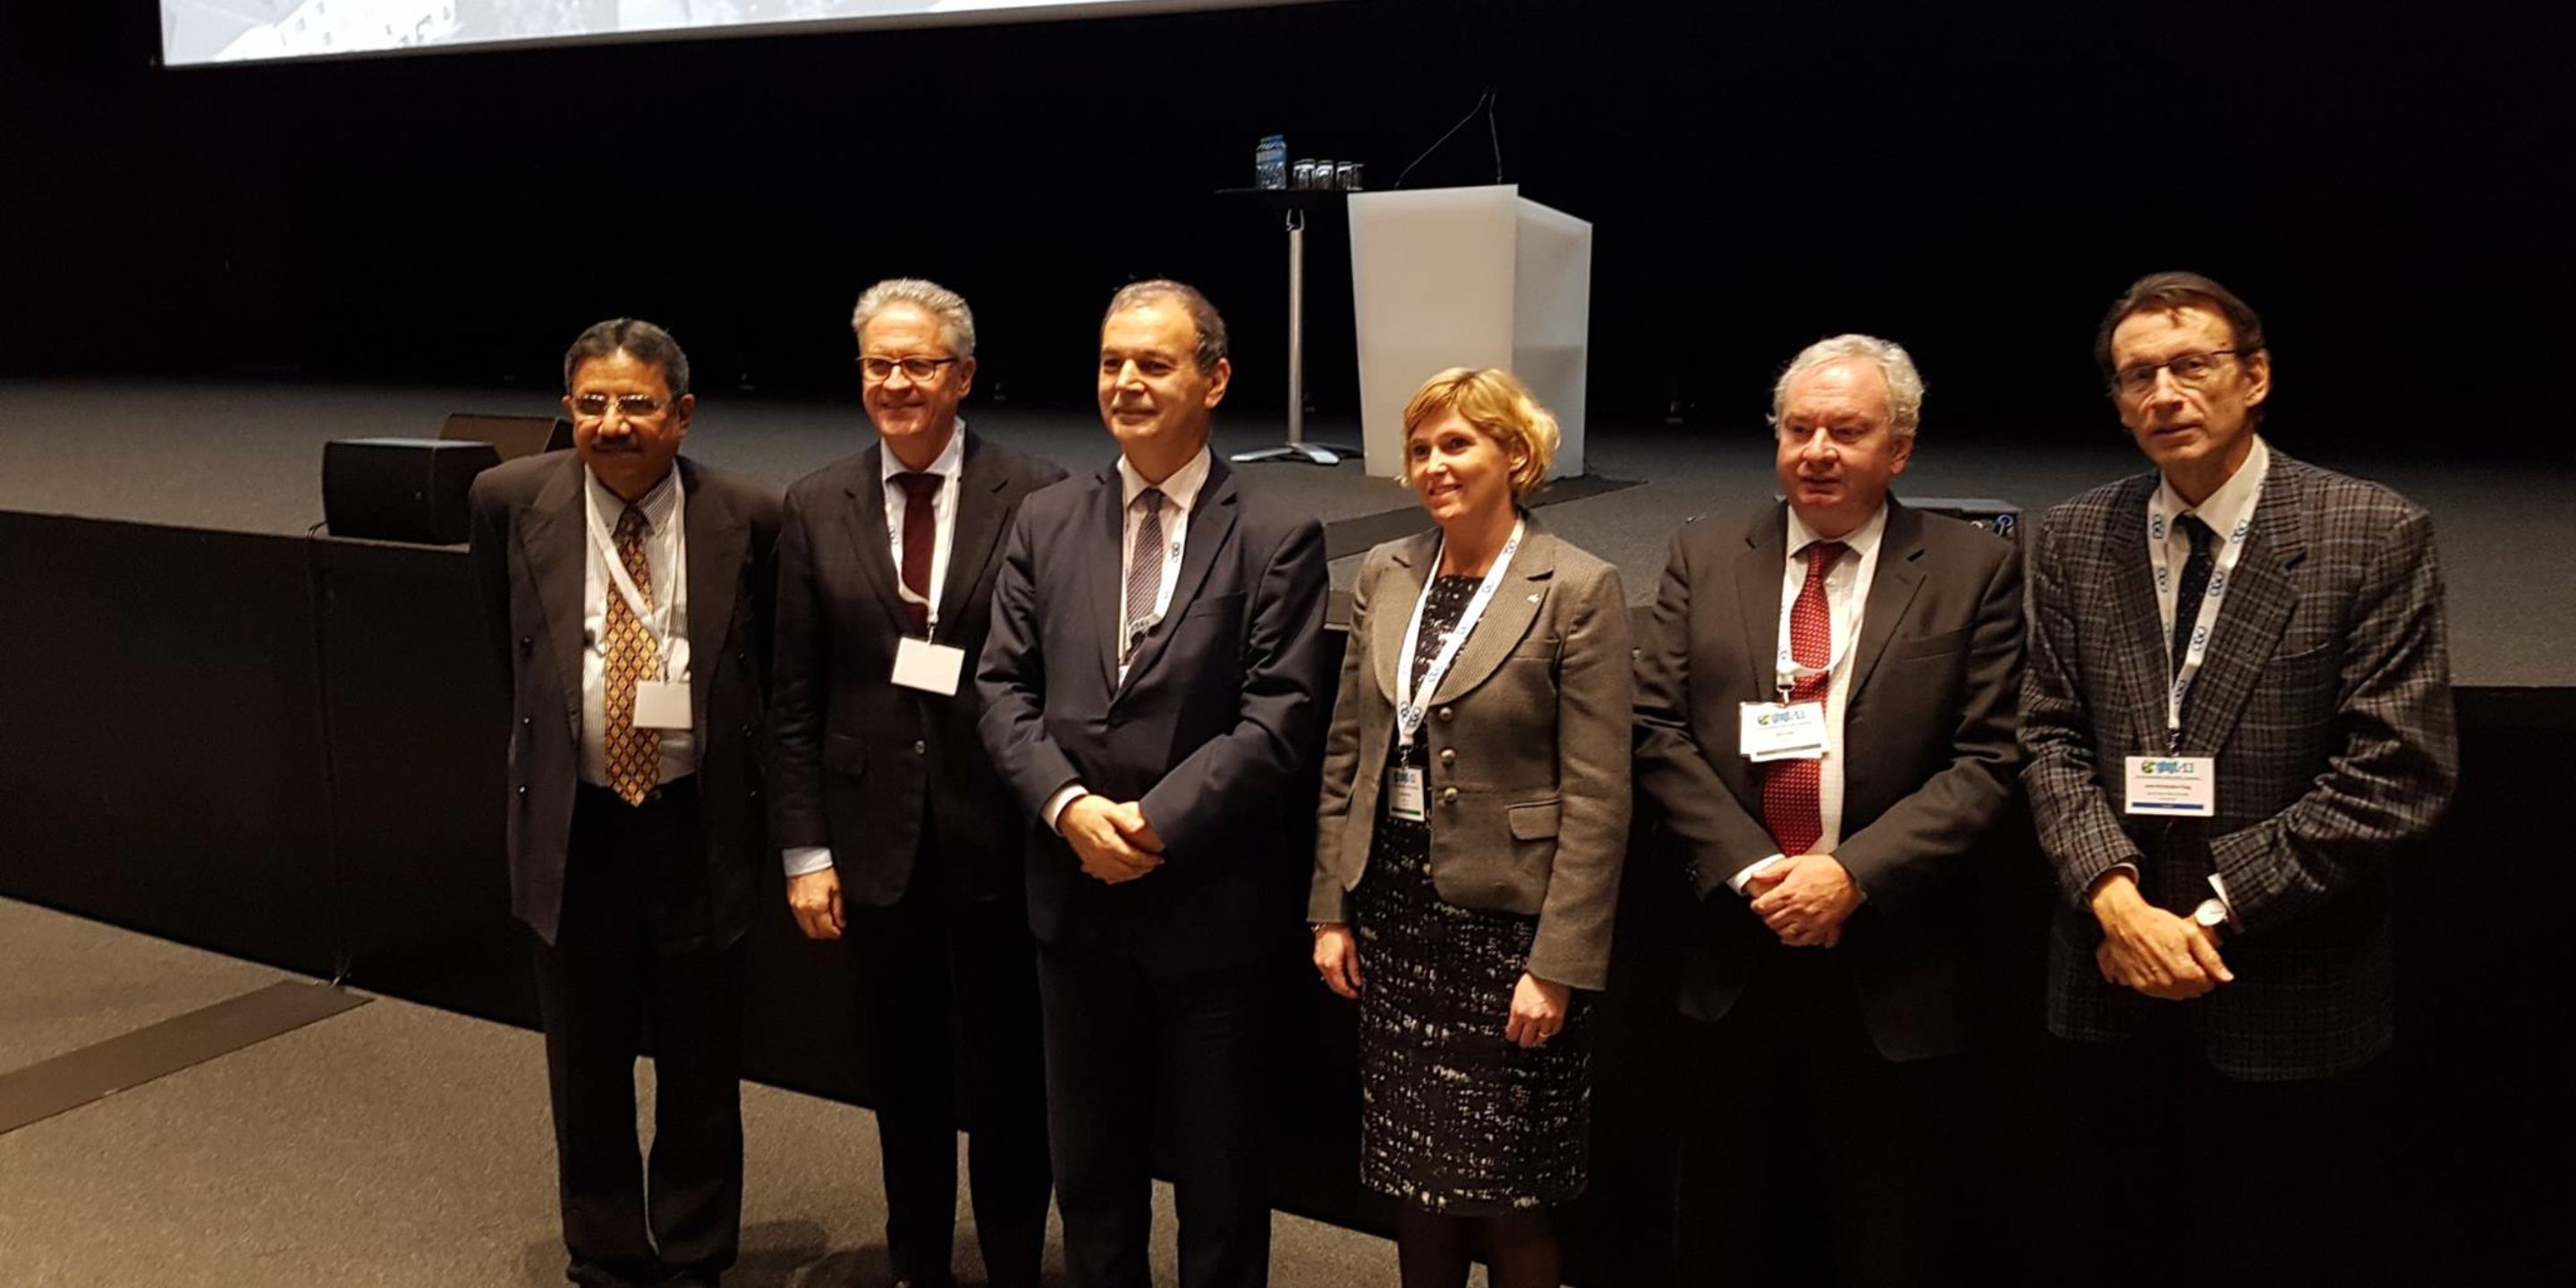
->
xmin=2192 ymin=897 xmax=2230 ymax=930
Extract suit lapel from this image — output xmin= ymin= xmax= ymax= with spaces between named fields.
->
xmin=1372 ymin=531 xmax=1437 ymax=702
xmin=937 ymin=432 xmax=1013 ymax=632
xmin=837 ymin=444 xmax=912 ymax=640
xmin=1086 ymin=465 xmax=1125 ymax=695
xmin=681 ymin=458 xmax=747 ymax=733
xmin=1846 ymin=501 xmax=1927 ymax=703
xmin=1120 ymin=459 xmax=1240 ymax=689
xmin=1428 ymin=518 xmax=1554 ymax=705
xmin=1733 ymin=505 xmax=1788 ymax=702
xmin=2177 ymin=459 xmax=2305 ymax=753
xmin=520 ymin=455 xmax=589 ymax=741
xmin=2106 ymin=477 xmax=2180 ymax=753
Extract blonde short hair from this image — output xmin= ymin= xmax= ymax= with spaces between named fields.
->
xmin=1401 ymin=367 xmax=1560 ymax=501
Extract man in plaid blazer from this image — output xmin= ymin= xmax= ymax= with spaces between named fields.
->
xmin=2021 ymin=272 xmax=2456 ymax=1286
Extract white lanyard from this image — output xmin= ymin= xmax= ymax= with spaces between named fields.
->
xmin=1774 ymin=547 xmax=1859 ymax=699
xmin=583 ymin=477 xmax=687 ymax=680
xmin=1395 ymin=518 xmax=1524 ymax=748
xmin=2146 ymin=479 xmax=2260 ymax=744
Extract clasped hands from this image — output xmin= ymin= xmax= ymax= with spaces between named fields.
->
xmin=2089 ymin=871 xmax=2233 ymax=1000
xmin=1057 ymin=793 xmax=1165 ymax=884
xmin=1744 ymin=852 xmax=1862 ymax=948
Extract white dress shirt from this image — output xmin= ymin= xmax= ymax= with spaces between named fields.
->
xmin=782 ymin=425 xmax=972 ymax=880
xmin=1728 ymin=502 xmax=1888 ymax=895
xmin=1040 ymin=445 xmax=1213 ymax=831
xmin=2151 ymin=434 xmax=2270 ymax=646
xmin=882 ymin=419 xmax=968 ymax=639
xmin=580 ymin=466 xmax=693 ymax=788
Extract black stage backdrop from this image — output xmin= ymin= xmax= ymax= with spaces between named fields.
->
xmin=3 ymin=0 xmax=2570 ymax=453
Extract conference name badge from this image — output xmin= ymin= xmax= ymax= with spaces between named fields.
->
xmin=1740 ymin=701 xmax=1827 ymax=763
xmin=631 ymin=679 xmax=691 ymax=731
xmin=892 ymin=636 xmax=967 ymax=697
xmin=1387 ymin=765 xmax=1428 ymax=823
xmin=2123 ymin=755 xmax=2216 ymax=818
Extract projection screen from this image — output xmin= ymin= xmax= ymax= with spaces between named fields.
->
xmin=161 ymin=0 xmax=1318 ymax=67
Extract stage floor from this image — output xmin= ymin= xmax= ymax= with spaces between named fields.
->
xmin=2 ymin=377 xmax=2565 ymax=690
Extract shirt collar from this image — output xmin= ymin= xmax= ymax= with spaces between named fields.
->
xmin=1785 ymin=499 xmax=1888 ymax=566
xmin=2156 ymin=435 xmax=2270 ymax=538
xmin=879 ymin=418 xmax=967 ymax=486
xmin=1117 ymin=444 xmax=1213 ymax=514
xmin=584 ymin=462 xmax=682 ymax=531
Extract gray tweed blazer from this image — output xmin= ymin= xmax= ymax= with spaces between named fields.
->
xmin=2021 ymin=447 xmax=2457 ymax=1080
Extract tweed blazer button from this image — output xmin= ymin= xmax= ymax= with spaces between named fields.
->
xmin=1438 ymin=747 xmax=1455 ymax=765
xmin=1436 ymin=706 xmax=1454 ymax=722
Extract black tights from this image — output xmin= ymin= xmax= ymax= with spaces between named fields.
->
xmin=1394 ymin=1206 xmax=1559 ymax=1288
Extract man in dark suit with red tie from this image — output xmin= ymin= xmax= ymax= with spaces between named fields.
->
xmin=978 ymin=280 xmax=1334 ymax=1288
xmin=767 ymin=279 xmax=1063 ymax=1288
xmin=468 ymin=318 xmax=781 ymax=1288
xmin=1632 ymin=335 xmax=2024 ymax=1286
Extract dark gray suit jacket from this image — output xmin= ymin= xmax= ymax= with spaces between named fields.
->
xmin=1309 ymin=517 xmax=1632 ymax=992
xmin=2021 ymin=449 xmax=2456 ymax=1080
xmin=467 ymin=451 xmax=783 ymax=947
xmin=977 ymin=454 xmax=1333 ymax=973
xmin=1634 ymin=498 xmax=2024 ymax=1062
xmin=767 ymin=433 xmax=1066 ymax=905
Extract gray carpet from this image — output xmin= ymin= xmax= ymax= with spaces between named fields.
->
xmin=0 ymin=898 xmax=1397 ymax=1287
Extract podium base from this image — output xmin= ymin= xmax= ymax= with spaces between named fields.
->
xmin=1231 ymin=441 xmax=1361 ymax=466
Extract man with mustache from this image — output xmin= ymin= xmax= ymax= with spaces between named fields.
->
xmin=1634 ymin=335 xmax=2024 ymax=1284
xmin=979 ymin=279 xmax=1334 ymax=1288
xmin=2021 ymin=272 xmax=2455 ymax=1285
xmin=769 ymin=279 xmax=1063 ymax=1288
xmin=467 ymin=318 xmax=781 ymax=1288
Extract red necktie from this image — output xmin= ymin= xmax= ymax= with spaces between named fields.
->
xmin=1760 ymin=540 xmax=1846 ymax=857
xmin=893 ymin=471 xmax=940 ymax=635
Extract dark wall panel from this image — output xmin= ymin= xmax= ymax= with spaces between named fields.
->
xmin=0 ymin=513 xmax=335 ymax=975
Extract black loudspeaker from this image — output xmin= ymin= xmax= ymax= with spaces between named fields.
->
xmin=1910 ymin=496 xmax=2022 ymax=543
xmin=322 ymin=437 xmax=500 ymax=545
xmin=442 ymin=412 xmax=572 ymax=460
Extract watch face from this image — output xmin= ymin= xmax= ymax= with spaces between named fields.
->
xmin=2195 ymin=901 xmax=2227 ymax=927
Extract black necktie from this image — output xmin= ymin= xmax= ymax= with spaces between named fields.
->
xmin=2171 ymin=514 xmax=2216 ymax=678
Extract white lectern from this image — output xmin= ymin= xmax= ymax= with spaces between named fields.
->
xmin=1347 ymin=186 xmax=1592 ymax=479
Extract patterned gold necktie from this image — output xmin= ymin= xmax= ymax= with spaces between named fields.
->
xmin=603 ymin=503 xmax=661 ymax=805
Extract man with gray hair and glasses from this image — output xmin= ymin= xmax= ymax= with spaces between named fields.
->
xmin=1634 ymin=334 xmax=2024 ymax=1284
xmin=768 ymin=278 xmax=1064 ymax=1288
xmin=2021 ymin=271 xmax=2454 ymax=1285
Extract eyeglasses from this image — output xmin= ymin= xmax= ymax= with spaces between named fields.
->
xmin=570 ymin=393 xmax=668 ymax=420
xmin=858 ymin=355 xmax=961 ymax=383
xmin=2111 ymin=350 xmax=2247 ymax=398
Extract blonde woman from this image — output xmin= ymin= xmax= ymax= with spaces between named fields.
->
xmin=1310 ymin=368 xmax=1631 ymax=1287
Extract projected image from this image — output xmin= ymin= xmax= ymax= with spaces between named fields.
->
xmin=161 ymin=0 xmax=1272 ymax=65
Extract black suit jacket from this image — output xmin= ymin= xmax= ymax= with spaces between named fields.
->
xmin=768 ymin=432 xmax=1067 ymax=905
xmin=1633 ymin=498 xmax=2024 ymax=1061
xmin=977 ymin=454 xmax=1334 ymax=973
xmin=467 ymin=451 xmax=783 ymax=947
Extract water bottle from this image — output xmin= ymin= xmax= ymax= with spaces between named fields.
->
xmin=1256 ymin=135 xmax=1287 ymax=191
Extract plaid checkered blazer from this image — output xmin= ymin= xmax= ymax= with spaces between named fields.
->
xmin=2021 ymin=448 xmax=2456 ymax=1080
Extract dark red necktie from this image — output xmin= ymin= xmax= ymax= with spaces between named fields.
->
xmin=894 ymin=471 xmax=940 ymax=635
xmin=1760 ymin=540 xmax=1846 ymax=857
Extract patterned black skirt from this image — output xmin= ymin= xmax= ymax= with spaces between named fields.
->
xmin=1350 ymin=786 xmax=1592 ymax=1214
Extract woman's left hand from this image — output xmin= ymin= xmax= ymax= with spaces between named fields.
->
xmin=1504 ymin=972 xmax=1572 ymax=1048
